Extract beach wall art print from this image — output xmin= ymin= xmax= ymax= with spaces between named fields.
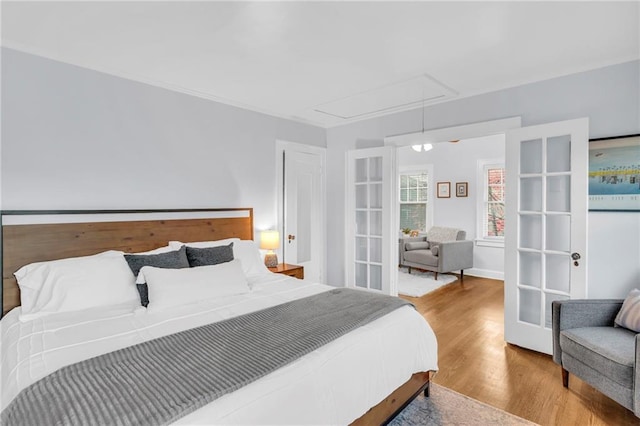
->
xmin=589 ymin=134 xmax=640 ymax=211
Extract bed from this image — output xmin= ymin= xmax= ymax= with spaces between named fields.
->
xmin=0 ymin=208 xmax=438 ymax=425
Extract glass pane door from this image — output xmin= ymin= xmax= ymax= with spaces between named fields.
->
xmin=346 ymin=147 xmax=396 ymax=295
xmin=354 ymin=157 xmax=383 ymax=290
xmin=505 ymin=118 xmax=588 ymax=355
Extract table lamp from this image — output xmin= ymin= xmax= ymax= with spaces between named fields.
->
xmin=260 ymin=230 xmax=280 ymax=267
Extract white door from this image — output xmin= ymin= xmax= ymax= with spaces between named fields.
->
xmin=504 ymin=118 xmax=589 ymax=354
xmin=346 ymin=146 xmax=397 ymax=295
xmin=284 ymin=150 xmax=324 ymax=282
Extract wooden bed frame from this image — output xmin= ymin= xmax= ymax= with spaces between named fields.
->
xmin=0 ymin=208 xmax=431 ymax=425
xmin=1 ymin=208 xmax=253 ymax=315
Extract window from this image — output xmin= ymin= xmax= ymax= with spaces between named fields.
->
xmin=482 ymin=164 xmax=505 ymax=239
xmin=399 ymin=172 xmax=428 ymax=232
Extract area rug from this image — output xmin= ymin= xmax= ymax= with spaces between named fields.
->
xmin=397 ymin=268 xmax=457 ymax=297
xmin=389 ymin=383 xmax=538 ymax=425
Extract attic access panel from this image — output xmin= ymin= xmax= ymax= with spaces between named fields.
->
xmin=314 ymin=74 xmax=457 ymax=120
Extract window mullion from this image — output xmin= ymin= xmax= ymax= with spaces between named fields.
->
xmin=482 ymin=165 xmax=505 ymax=239
xmin=399 ymin=171 xmax=429 ymax=232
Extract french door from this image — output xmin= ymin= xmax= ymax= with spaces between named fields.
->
xmin=345 ymin=146 xmax=397 ymax=295
xmin=504 ymin=118 xmax=588 ymax=354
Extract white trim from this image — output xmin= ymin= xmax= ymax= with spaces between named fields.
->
xmin=475 ymin=239 xmax=505 ymax=248
xmin=465 ymin=268 xmax=504 ymax=281
xmin=276 ymin=140 xmax=327 ymax=283
xmin=384 ymin=117 xmax=522 ymax=147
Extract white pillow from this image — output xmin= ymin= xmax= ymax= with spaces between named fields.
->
xmin=233 ymin=240 xmax=270 ymax=277
xmin=615 ymin=289 xmax=640 ymax=332
xmin=14 ymin=251 xmax=138 ymax=321
xmin=15 ymin=250 xmax=123 ymax=313
xmin=168 ymin=238 xmax=240 ymax=249
xmin=141 ymin=259 xmax=250 ymax=313
xmin=170 ymin=239 xmax=269 ymax=277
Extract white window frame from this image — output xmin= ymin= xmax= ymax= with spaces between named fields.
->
xmin=476 ymin=159 xmax=505 ymax=247
xmin=398 ymin=165 xmax=434 ymax=233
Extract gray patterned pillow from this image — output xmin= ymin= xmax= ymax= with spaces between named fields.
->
xmin=124 ymin=246 xmax=190 ymax=307
xmin=185 ymin=243 xmax=234 ymax=267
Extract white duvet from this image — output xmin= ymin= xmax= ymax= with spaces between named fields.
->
xmin=1 ymin=273 xmax=438 ymax=425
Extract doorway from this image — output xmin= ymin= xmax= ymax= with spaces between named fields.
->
xmin=395 ymin=135 xmax=505 ymax=298
xmin=384 ymin=116 xmax=589 ymax=355
xmin=387 ymin=118 xmax=521 ymax=290
xmin=276 ymin=141 xmax=326 ymax=283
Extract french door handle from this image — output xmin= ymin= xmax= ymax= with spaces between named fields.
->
xmin=288 ymin=234 xmax=296 ymax=244
xmin=571 ymin=252 xmax=581 ymax=266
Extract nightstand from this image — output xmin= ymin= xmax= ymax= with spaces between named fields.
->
xmin=268 ymin=263 xmax=304 ymax=279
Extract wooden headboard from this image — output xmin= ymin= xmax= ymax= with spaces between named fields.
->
xmin=1 ymin=208 xmax=253 ymax=316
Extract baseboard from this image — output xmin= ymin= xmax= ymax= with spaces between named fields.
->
xmin=464 ymin=268 xmax=504 ymax=281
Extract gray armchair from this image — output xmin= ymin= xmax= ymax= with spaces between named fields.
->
xmin=399 ymin=226 xmax=473 ymax=281
xmin=552 ymin=299 xmax=639 ymax=417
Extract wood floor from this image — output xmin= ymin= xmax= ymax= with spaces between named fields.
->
xmin=402 ymin=275 xmax=640 ymax=425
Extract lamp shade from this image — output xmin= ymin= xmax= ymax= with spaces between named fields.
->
xmin=260 ymin=230 xmax=280 ymax=250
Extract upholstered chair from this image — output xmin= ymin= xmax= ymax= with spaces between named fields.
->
xmin=399 ymin=226 xmax=473 ymax=281
xmin=552 ymin=299 xmax=640 ymax=417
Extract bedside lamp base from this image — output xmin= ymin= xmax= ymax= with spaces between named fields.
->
xmin=264 ymin=252 xmax=278 ymax=268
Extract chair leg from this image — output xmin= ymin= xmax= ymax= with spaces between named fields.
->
xmin=424 ymin=380 xmax=431 ymax=397
xmin=460 ymin=270 xmax=464 ymax=282
xmin=562 ymin=368 xmax=569 ymax=388
xmin=434 ymin=272 xmax=438 ymax=280
xmin=408 ymin=267 xmax=411 ymax=274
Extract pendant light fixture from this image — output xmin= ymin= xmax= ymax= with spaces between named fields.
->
xmin=410 ymin=93 xmax=434 ymax=152
xmin=411 ymin=143 xmax=434 ymax=152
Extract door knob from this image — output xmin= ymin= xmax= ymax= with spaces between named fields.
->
xmin=572 ymin=252 xmax=581 ymax=266
xmin=288 ymin=234 xmax=296 ymax=243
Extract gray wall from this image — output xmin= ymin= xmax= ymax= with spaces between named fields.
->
xmin=3 ymin=47 xmax=638 ymax=298
xmin=1 ymin=48 xmax=326 ymax=233
xmin=327 ymin=60 xmax=640 ymax=298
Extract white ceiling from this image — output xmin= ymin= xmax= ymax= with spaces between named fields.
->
xmin=2 ymin=1 xmax=639 ymax=128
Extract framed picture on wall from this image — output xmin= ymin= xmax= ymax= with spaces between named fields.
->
xmin=456 ymin=182 xmax=468 ymax=197
xmin=437 ymin=182 xmax=451 ymax=198
xmin=589 ymin=134 xmax=640 ymax=211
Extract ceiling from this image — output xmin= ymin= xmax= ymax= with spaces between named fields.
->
xmin=2 ymin=1 xmax=638 ymax=128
